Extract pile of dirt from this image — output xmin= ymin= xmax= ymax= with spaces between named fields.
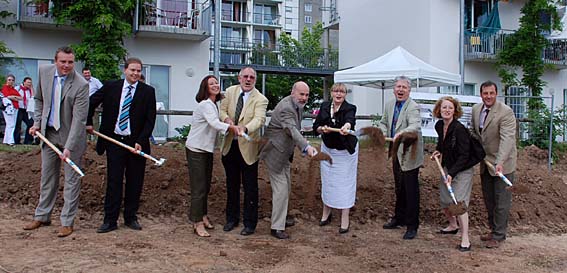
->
xmin=1 ymin=141 xmax=567 ymax=234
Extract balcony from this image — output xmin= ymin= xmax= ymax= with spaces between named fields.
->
xmin=135 ymin=1 xmax=212 ymax=41
xmin=17 ymin=0 xmax=76 ymax=31
xmin=252 ymin=13 xmax=281 ymax=27
xmin=210 ymin=42 xmax=338 ymax=76
xmin=464 ymin=29 xmax=567 ymax=68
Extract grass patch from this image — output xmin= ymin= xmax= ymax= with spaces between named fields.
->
xmin=0 ymin=144 xmax=39 ymax=153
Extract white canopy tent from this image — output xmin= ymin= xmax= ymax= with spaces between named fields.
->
xmin=334 ymin=46 xmax=461 ymax=89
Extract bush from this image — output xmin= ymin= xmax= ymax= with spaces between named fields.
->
xmin=169 ymin=125 xmax=191 ymax=143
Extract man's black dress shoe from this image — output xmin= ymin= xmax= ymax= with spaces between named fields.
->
xmin=319 ymin=213 xmax=332 ymax=226
xmin=97 ymin=223 xmax=118 ymax=233
xmin=223 ymin=222 xmax=238 ymax=232
xmin=285 ymin=216 xmax=295 ymax=227
xmin=437 ymin=228 xmax=459 ymax=235
xmin=383 ymin=219 xmax=403 ymax=229
xmin=403 ymin=229 xmax=417 ymax=240
xmin=125 ymin=220 xmax=142 ymax=231
xmin=271 ymin=229 xmax=289 ymax=239
xmin=240 ymin=227 xmax=255 ymax=236
xmin=457 ymin=244 xmax=472 ymax=252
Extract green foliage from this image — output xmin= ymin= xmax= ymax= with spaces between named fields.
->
xmin=370 ymin=114 xmax=383 ymax=127
xmin=519 ymin=106 xmax=567 ymax=160
xmin=53 ymin=0 xmax=137 ymax=81
xmin=170 ymin=124 xmax=191 ymax=143
xmin=261 ymin=22 xmax=329 ymax=111
xmin=0 ymin=0 xmax=16 ymax=74
xmin=496 ymin=0 xmax=561 ymax=111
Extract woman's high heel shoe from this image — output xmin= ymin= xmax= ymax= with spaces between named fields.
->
xmin=194 ymin=223 xmax=210 ymax=237
xmin=319 ymin=213 xmax=332 ymax=226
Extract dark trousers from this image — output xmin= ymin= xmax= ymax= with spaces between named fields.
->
xmin=15 ymin=109 xmax=33 ymax=144
xmin=103 ymin=135 xmax=147 ymax=224
xmin=392 ymin=159 xmax=420 ymax=231
xmin=222 ymin=140 xmax=259 ymax=229
xmin=186 ymin=148 xmax=213 ymax=223
xmin=481 ymin=169 xmax=513 ymax=241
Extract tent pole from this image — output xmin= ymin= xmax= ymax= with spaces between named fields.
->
xmin=459 ymin=0 xmax=465 ymax=94
xmin=381 ymin=81 xmax=385 ymax=116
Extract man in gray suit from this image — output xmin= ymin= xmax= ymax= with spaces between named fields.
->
xmin=23 ymin=46 xmax=89 ymax=237
xmin=260 ymin=81 xmax=316 ymax=239
xmin=378 ymin=76 xmax=424 ymax=240
xmin=471 ymin=81 xmax=517 ymax=248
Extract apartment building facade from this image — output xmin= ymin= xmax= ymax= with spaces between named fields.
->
xmin=324 ymin=0 xmax=567 ymax=121
xmin=0 ymin=0 xmax=213 ymax=139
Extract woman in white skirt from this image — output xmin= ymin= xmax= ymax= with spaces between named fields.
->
xmin=2 ymin=74 xmax=21 ymax=145
xmin=313 ymin=83 xmax=358 ymax=234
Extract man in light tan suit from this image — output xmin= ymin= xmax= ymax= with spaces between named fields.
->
xmin=23 ymin=46 xmax=89 ymax=237
xmin=378 ymin=76 xmax=424 ymax=240
xmin=219 ymin=67 xmax=268 ymax=236
xmin=471 ymin=81 xmax=517 ymax=249
xmin=259 ymin=81 xmax=316 ymax=239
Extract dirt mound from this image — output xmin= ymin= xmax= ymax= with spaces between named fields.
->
xmin=2 ymin=141 xmax=567 ymax=234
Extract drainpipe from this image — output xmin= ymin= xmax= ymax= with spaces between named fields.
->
xmin=459 ymin=0 xmax=465 ymax=94
xmin=214 ymin=0 xmax=221 ymax=78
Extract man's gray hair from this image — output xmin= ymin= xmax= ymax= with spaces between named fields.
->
xmin=239 ymin=66 xmax=257 ymax=77
xmin=394 ymin=75 xmax=411 ymax=87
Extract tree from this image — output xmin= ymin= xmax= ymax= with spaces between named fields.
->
xmin=262 ymin=22 xmax=328 ymax=111
xmin=53 ymin=0 xmax=137 ymax=81
xmin=495 ymin=0 xmax=561 ymax=111
xmin=0 ymin=0 xmax=16 ymax=83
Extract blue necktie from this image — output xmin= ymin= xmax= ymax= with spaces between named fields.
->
xmin=391 ymin=102 xmax=402 ymax=138
xmin=119 ymin=85 xmax=133 ymax=131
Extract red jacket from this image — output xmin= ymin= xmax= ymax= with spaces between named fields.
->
xmin=1 ymin=84 xmax=21 ymax=109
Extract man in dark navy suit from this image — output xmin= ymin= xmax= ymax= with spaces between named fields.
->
xmin=87 ymin=57 xmax=156 ymax=233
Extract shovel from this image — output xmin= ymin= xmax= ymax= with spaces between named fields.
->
xmin=35 ymin=132 xmax=85 ymax=177
xmin=325 ymin=127 xmax=393 ymax=142
xmin=310 ymin=148 xmax=333 ymax=164
xmin=92 ymin=130 xmax=166 ymax=166
xmin=484 ymin=160 xmax=529 ymax=194
xmin=432 ymin=155 xmax=467 ymax=216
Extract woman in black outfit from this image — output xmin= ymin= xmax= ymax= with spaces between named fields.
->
xmin=431 ymin=96 xmax=475 ymax=252
xmin=313 ymin=83 xmax=358 ymax=234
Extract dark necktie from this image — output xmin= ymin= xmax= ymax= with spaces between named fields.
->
xmin=119 ymin=85 xmax=134 ymax=131
xmin=234 ymin=92 xmax=244 ymax=125
xmin=391 ymin=102 xmax=402 ymax=138
xmin=480 ymin=108 xmax=489 ymax=133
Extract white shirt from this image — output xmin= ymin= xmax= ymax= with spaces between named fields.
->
xmin=87 ymin=76 xmax=103 ymax=97
xmin=114 ymin=81 xmax=138 ymax=135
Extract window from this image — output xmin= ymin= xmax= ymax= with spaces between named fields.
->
xmin=305 ymin=15 xmax=312 ymax=24
xmin=304 ymin=3 xmax=312 ymax=12
xmin=437 ymin=84 xmax=475 ymax=95
xmin=286 ymin=6 xmax=292 ymax=13
xmin=254 ymin=4 xmax=277 ymax=25
xmin=285 ymin=18 xmax=293 ymax=25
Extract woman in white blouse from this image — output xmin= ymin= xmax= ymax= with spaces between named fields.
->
xmin=185 ymin=75 xmax=240 ymax=237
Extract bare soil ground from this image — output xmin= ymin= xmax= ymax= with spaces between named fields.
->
xmin=1 ymin=141 xmax=567 ymax=273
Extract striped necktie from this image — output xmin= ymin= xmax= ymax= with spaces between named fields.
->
xmin=118 ymin=85 xmax=133 ymax=132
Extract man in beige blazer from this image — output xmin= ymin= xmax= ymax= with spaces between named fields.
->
xmin=378 ymin=76 xmax=424 ymax=240
xmin=219 ymin=67 xmax=268 ymax=236
xmin=471 ymin=81 xmax=517 ymax=248
xmin=23 ymin=46 xmax=89 ymax=237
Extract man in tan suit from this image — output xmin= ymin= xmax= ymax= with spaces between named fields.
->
xmin=23 ymin=46 xmax=89 ymax=237
xmin=260 ymin=81 xmax=316 ymax=239
xmin=471 ymin=81 xmax=517 ymax=248
xmin=378 ymin=76 xmax=424 ymax=240
xmin=219 ymin=67 xmax=268 ymax=236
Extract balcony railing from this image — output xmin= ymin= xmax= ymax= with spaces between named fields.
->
xmin=252 ymin=13 xmax=280 ymax=26
xmin=136 ymin=1 xmax=212 ymax=40
xmin=18 ymin=0 xmax=74 ymax=28
xmin=464 ymin=28 xmax=567 ymax=67
xmin=210 ymin=41 xmax=338 ymax=73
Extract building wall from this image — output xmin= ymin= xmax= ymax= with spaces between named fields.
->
xmin=284 ymin=0 xmax=300 ymax=39
xmin=336 ymin=0 xmax=566 ymax=122
xmin=0 ymin=2 xmax=211 ymax=138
